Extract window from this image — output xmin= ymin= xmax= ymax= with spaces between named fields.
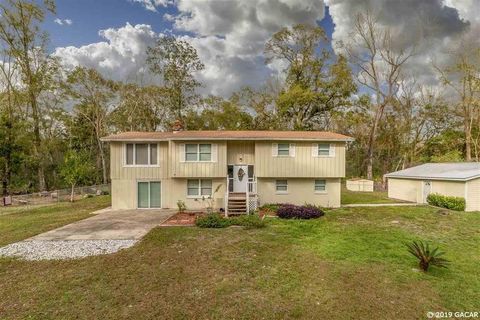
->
xmin=185 ymin=144 xmax=212 ymax=162
xmin=318 ymin=143 xmax=330 ymax=156
xmin=275 ymin=180 xmax=288 ymax=192
xmin=277 ymin=143 xmax=290 ymax=156
xmin=187 ymin=179 xmax=213 ymax=197
xmin=126 ymin=143 xmax=158 ymax=166
xmin=315 ymin=179 xmax=326 ymax=192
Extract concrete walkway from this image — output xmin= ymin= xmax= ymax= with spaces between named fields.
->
xmin=342 ymin=203 xmax=420 ymax=208
xmin=28 ymin=209 xmax=177 ymax=241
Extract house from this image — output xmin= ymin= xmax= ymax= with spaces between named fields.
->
xmin=385 ymin=163 xmax=480 ymax=212
xmin=101 ymin=130 xmax=353 ymax=213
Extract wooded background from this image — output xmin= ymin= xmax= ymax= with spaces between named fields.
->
xmin=0 ymin=0 xmax=479 ymax=195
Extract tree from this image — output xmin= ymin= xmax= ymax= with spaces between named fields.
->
xmin=111 ymin=84 xmax=172 ymax=132
xmin=265 ymin=24 xmax=356 ymax=130
xmin=0 ymin=0 xmax=58 ymax=190
xmin=183 ymin=95 xmax=253 ymax=130
xmin=341 ymin=12 xmax=414 ymax=179
xmin=60 ymin=150 xmax=93 ymax=202
xmin=146 ymin=36 xmax=204 ymax=123
xmin=66 ymin=67 xmax=118 ymax=184
xmin=435 ymin=43 xmax=480 ymax=161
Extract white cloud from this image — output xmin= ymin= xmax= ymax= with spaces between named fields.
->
xmin=54 ymin=23 xmax=158 ymax=81
xmin=54 ymin=18 xmax=73 ymax=26
xmin=131 ymin=0 xmax=172 ymax=12
xmin=55 ymin=0 xmax=326 ymax=97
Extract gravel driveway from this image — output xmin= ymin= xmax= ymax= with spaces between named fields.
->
xmin=0 ymin=208 xmax=175 ymax=261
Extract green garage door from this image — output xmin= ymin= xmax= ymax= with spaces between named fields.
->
xmin=138 ymin=181 xmax=161 ymax=208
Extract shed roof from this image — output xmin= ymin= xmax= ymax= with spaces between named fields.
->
xmin=384 ymin=163 xmax=480 ymax=181
xmin=101 ymin=130 xmax=354 ymax=142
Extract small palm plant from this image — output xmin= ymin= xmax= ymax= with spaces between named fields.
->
xmin=405 ymin=241 xmax=449 ymax=272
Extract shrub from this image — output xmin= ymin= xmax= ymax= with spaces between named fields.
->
xmin=195 ymin=213 xmax=231 ymax=228
xmin=427 ymin=193 xmax=465 ymax=211
xmin=177 ymin=200 xmax=187 ymax=213
xmin=195 ymin=213 xmax=266 ymax=229
xmin=405 ymin=240 xmax=449 ymax=272
xmin=277 ymin=204 xmax=325 ymax=219
xmin=230 ymin=214 xmax=266 ymax=229
xmin=259 ymin=203 xmax=282 ymax=213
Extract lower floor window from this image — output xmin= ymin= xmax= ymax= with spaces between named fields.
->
xmin=315 ymin=179 xmax=326 ymax=192
xmin=275 ymin=180 xmax=288 ymax=192
xmin=187 ymin=179 xmax=213 ymax=197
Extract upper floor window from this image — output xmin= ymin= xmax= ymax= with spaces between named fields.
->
xmin=277 ymin=143 xmax=290 ymax=156
xmin=313 ymin=143 xmax=335 ymax=157
xmin=272 ymin=143 xmax=295 ymax=157
xmin=185 ymin=144 xmax=212 ymax=162
xmin=126 ymin=143 xmax=158 ymax=166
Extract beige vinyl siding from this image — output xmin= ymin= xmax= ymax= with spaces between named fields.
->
xmin=466 ymin=178 xmax=480 ymax=212
xmin=387 ymin=178 xmax=423 ymax=203
xmin=170 ymin=141 xmax=227 ymax=178
xmin=110 ymin=142 xmax=168 ymax=180
xmin=255 ymin=141 xmax=345 ymax=178
xmin=257 ymin=178 xmax=341 ymax=208
xmin=227 ymin=141 xmax=255 ymax=165
xmin=431 ymin=180 xmax=465 ymax=198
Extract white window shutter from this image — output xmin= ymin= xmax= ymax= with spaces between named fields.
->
xmin=180 ymin=143 xmax=186 ymax=162
xmin=329 ymin=143 xmax=336 ymax=157
xmin=289 ymin=143 xmax=296 ymax=157
xmin=212 ymin=144 xmax=218 ymax=162
xmin=272 ymin=143 xmax=278 ymax=156
xmin=312 ymin=143 xmax=318 ymax=157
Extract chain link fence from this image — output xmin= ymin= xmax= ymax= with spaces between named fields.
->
xmin=2 ymin=184 xmax=111 ymax=207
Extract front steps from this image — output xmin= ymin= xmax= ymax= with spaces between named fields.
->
xmin=227 ymin=192 xmax=247 ymax=214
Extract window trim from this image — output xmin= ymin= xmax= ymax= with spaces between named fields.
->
xmin=314 ymin=179 xmax=327 ymax=193
xmin=186 ymin=179 xmax=213 ymax=198
xmin=184 ymin=143 xmax=213 ymax=162
xmin=124 ymin=143 xmax=160 ymax=167
xmin=275 ymin=179 xmax=288 ymax=194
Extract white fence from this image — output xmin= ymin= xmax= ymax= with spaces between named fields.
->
xmin=2 ymin=184 xmax=111 ymax=207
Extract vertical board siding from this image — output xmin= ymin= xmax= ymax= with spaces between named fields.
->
xmin=110 ymin=142 xmax=168 ymax=179
xmin=170 ymin=141 xmax=227 ymax=178
xmin=466 ymin=178 xmax=480 ymax=212
xmin=254 ymin=141 xmax=346 ymax=177
xmin=227 ymin=141 xmax=255 ymax=164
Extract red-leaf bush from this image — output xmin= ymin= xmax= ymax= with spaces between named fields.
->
xmin=277 ymin=204 xmax=325 ymax=219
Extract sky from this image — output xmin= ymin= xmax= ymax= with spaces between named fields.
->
xmin=44 ymin=0 xmax=480 ymax=98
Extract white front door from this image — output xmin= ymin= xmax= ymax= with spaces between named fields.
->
xmin=233 ymin=165 xmax=248 ymax=192
xmin=423 ymin=181 xmax=431 ymax=203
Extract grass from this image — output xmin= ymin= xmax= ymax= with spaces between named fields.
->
xmin=0 ymin=196 xmax=110 ymax=246
xmin=1 ymin=204 xmax=479 ymax=319
xmin=341 ymin=186 xmax=399 ymax=204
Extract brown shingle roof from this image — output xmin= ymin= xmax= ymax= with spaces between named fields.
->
xmin=101 ymin=130 xmax=354 ymax=142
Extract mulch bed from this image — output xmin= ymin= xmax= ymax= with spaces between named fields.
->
xmin=161 ymin=212 xmax=206 ymax=226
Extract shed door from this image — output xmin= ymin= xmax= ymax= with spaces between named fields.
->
xmin=423 ymin=181 xmax=431 ymax=203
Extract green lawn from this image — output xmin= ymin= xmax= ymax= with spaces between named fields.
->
xmin=1 ymin=204 xmax=479 ymax=319
xmin=0 ymin=196 xmax=110 ymax=246
xmin=341 ymin=186 xmax=399 ymax=204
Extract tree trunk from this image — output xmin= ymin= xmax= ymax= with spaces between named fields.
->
xmin=465 ymin=115 xmax=472 ymax=161
xmin=70 ymin=183 xmax=75 ymax=202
